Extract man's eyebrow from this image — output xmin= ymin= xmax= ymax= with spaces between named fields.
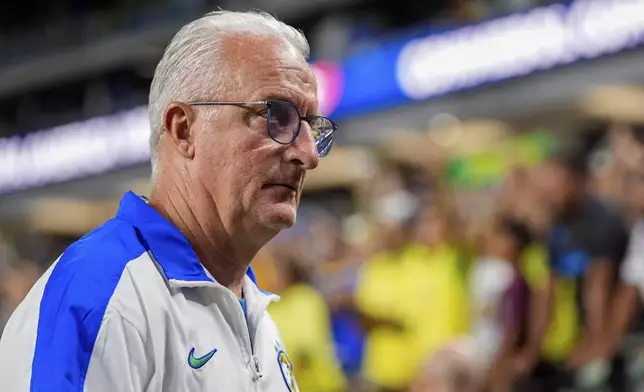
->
xmin=259 ymin=92 xmax=318 ymax=116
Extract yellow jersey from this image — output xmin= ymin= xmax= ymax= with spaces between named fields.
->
xmin=270 ymin=284 xmax=347 ymax=392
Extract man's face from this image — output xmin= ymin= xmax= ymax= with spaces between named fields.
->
xmin=535 ymin=161 xmax=576 ymax=214
xmin=414 ymin=206 xmax=448 ymax=247
xmin=191 ymin=35 xmax=320 ymax=233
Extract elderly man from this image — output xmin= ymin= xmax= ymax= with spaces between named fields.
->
xmin=0 ymin=10 xmax=335 ymax=392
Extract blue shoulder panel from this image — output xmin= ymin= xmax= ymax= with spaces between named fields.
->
xmin=30 ymin=218 xmax=146 ymax=391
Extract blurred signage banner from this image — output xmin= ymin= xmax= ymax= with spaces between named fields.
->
xmin=1 ymin=0 xmax=644 ymax=194
xmin=396 ymin=0 xmax=644 ymax=101
xmin=330 ymin=0 xmax=644 ymax=118
xmin=0 ymin=107 xmax=150 ymax=194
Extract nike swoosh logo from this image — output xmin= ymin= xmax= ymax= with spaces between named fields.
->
xmin=188 ymin=347 xmax=218 ymax=369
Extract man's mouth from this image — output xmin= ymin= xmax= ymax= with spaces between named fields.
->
xmin=262 ymin=183 xmax=298 ymax=192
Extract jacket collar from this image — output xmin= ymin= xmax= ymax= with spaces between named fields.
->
xmin=115 ymin=191 xmax=263 ymax=289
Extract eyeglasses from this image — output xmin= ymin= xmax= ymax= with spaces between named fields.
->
xmin=187 ymin=100 xmax=336 ymax=157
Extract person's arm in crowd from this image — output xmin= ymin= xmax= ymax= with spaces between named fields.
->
xmin=357 ymin=312 xmax=406 ymax=333
xmin=346 ymin=285 xmax=406 ymax=333
xmin=582 ymin=259 xmax=614 ymax=341
xmin=487 ymin=281 xmax=527 ymax=392
xmin=513 ymin=270 xmax=554 ymax=375
xmin=487 ymin=328 xmax=520 ymax=392
xmin=601 ymin=284 xmax=640 ymax=358
xmin=564 ymin=258 xmax=615 ymax=368
xmin=348 ymin=291 xmax=405 ymax=333
xmin=600 ymin=223 xmax=644 ymax=358
xmin=567 ymin=216 xmax=628 ymax=369
xmin=512 ymin=238 xmax=555 ymax=376
xmin=352 ymin=267 xmax=406 ymax=333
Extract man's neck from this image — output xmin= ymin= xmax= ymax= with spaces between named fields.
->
xmin=148 ymin=175 xmax=259 ymax=299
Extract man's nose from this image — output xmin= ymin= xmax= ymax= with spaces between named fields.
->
xmin=285 ymin=123 xmax=320 ymax=170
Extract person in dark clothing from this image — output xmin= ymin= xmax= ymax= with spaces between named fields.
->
xmin=596 ymin=124 xmax=644 ymax=377
xmin=522 ymin=148 xmax=630 ymax=391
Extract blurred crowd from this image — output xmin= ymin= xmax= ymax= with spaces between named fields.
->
xmin=3 ymin=120 xmax=644 ymax=392
xmin=257 ymin=120 xmax=644 ymax=392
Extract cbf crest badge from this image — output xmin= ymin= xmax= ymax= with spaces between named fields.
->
xmin=277 ymin=349 xmax=299 ymax=392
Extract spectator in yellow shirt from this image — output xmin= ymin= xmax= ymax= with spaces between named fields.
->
xmin=354 ymin=219 xmax=416 ymax=392
xmin=270 ymin=251 xmax=347 ymax=392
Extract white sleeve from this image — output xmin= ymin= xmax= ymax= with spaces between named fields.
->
xmin=620 ymin=221 xmax=644 ymax=287
xmin=84 ymin=308 xmax=152 ymax=391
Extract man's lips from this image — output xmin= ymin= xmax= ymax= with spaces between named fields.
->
xmin=262 ymin=183 xmax=298 ymax=192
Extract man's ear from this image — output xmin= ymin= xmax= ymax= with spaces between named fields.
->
xmin=162 ymin=102 xmax=196 ymax=159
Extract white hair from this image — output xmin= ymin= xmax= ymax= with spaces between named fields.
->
xmin=148 ymin=10 xmax=310 ymax=179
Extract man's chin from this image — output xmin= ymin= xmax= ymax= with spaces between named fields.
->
xmin=258 ymin=203 xmax=298 ymax=231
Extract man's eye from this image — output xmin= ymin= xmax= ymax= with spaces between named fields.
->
xmin=244 ymin=104 xmax=268 ymax=119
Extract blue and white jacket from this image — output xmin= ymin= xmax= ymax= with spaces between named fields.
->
xmin=0 ymin=191 xmax=299 ymax=392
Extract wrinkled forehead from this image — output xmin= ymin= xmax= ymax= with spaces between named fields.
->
xmin=218 ymin=34 xmax=318 ymax=112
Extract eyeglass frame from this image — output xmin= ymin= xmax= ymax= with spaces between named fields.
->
xmin=186 ymin=100 xmax=337 ymax=157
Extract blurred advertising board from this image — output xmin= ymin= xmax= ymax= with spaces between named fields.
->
xmin=325 ymin=0 xmax=644 ymax=119
xmin=1 ymin=0 xmax=644 ymax=194
xmin=445 ymin=131 xmax=555 ymax=189
xmin=0 ymin=107 xmax=150 ymax=194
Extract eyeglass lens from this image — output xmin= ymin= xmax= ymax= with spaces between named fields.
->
xmin=267 ymin=101 xmax=335 ymax=156
xmin=267 ymin=102 xmax=297 ymax=144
